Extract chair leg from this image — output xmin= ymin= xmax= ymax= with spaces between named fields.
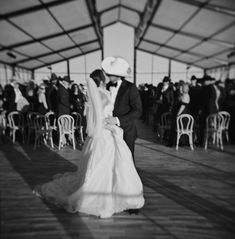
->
xmin=213 ymin=132 xmax=216 ymax=145
xmin=80 ymin=128 xmax=84 ymax=143
xmin=189 ymin=134 xmax=194 ymax=150
xmin=204 ymin=132 xmax=208 ymax=149
xmin=216 ymin=132 xmax=219 ymax=147
xmin=43 ymin=133 xmax=47 ymax=145
xmin=50 ymin=131 xmax=54 ymax=148
xmin=72 ymin=134 xmax=76 ymax=150
xmin=58 ymin=133 xmax=64 ymax=150
xmin=176 ymin=133 xmax=179 ymax=150
xmin=225 ymin=131 xmax=229 ymax=143
xmin=219 ymin=131 xmax=223 ymax=150
xmin=9 ymin=130 xmax=13 ymax=142
xmin=58 ymin=136 xmax=61 ymax=150
xmin=12 ymin=129 xmax=16 ymax=143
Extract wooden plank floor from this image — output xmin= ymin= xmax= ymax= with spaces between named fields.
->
xmin=1 ymin=121 xmax=235 ymax=239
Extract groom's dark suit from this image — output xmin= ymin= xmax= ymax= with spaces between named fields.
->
xmin=107 ymin=79 xmax=142 ymax=158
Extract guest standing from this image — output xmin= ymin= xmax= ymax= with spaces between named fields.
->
xmin=70 ymin=83 xmax=85 ymax=116
xmin=155 ymin=76 xmax=174 ymax=134
xmin=37 ymin=83 xmax=48 ymax=115
xmin=57 ymin=76 xmax=73 ymax=117
xmin=168 ymin=82 xmax=190 ymax=147
xmin=189 ymin=75 xmax=201 ymax=120
xmin=46 ymin=73 xmax=58 ymax=113
xmin=3 ymin=79 xmax=17 ymax=114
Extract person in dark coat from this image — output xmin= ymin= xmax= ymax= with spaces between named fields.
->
xmin=156 ymin=77 xmax=174 ymax=116
xmin=154 ymin=77 xmax=174 ymax=135
xmin=189 ymin=75 xmax=201 ymax=120
xmin=57 ymin=76 xmax=73 ymax=117
xmin=3 ymin=78 xmax=17 ymax=114
xmin=70 ymin=83 xmax=85 ymax=115
xmin=197 ymin=75 xmax=213 ymax=146
xmin=216 ymin=80 xmax=226 ymax=111
xmin=161 ymin=77 xmax=174 ymax=114
xmin=46 ymin=73 xmax=58 ymax=113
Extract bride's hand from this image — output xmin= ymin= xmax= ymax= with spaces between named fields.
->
xmin=105 ymin=116 xmax=117 ymax=125
xmin=104 ymin=123 xmax=112 ymax=130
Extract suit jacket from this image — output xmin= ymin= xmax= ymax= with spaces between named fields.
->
xmin=161 ymin=86 xmax=174 ymax=113
xmin=3 ymin=84 xmax=16 ymax=113
xmin=107 ymin=79 xmax=142 ymax=155
xmin=57 ymin=83 xmax=70 ymax=117
xmin=189 ymin=85 xmax=201 ymax=118
xmin=46 ymin=84 xmax=58 ymax=112
xmin=198 ymin=84 xmax=213 ymax=132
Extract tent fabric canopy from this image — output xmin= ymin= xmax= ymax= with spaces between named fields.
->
xmin=0 ymin=0 xmax=234 ymax=71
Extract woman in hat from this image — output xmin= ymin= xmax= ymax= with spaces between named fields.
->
xmin=33 ymin=69 xmax=144 ymax=218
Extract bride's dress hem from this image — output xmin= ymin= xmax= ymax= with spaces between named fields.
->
xmin=33 ymin=187 xmax=144 ymax=219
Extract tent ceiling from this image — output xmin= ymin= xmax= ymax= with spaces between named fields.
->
xmin=0 ymin=0 xmax=235 ymax=71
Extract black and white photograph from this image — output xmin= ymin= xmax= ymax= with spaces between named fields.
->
xmin=0 ymin=0 xmax=235 ymax=238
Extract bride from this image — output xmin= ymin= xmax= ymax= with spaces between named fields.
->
xmin=33 ymin=69 xmax=144 ymax=218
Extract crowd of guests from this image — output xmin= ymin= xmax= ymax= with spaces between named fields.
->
xmin=0 ymin=73 xmax=87 ymax=120
xmin=139 ymin=75 xmax=235 ymax=146
xmin=1 ymin=73 xmax=235 ymax=147
xmin=0 ymin=73 xmax=87 ymax=144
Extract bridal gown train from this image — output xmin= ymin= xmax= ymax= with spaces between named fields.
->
xmin=33 ymin=78 xmax=144 ymax=218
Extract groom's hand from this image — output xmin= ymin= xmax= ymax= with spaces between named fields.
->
xmin=105 ymin=116 xmax=118 ymax=125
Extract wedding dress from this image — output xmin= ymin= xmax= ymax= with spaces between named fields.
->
xmin=33 ymin=77 xmax=144 ymax=218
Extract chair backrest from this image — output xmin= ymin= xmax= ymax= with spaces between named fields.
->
xmin=176 ymin=114 xmax=194 ymax=132
xmin=27 ymin=112 xmax=39 ymax=128
xmin=160 ymin=112 xmax=172 ymax=128
xmin=34 ymin=114 xmax=47 ymax=131
xmin=8 ymin=111 xmax=24 ymax=128
xmin=219 ymin=111 xmax=230 ymax=130
xmin=45 ymin=111 xmax=56 ymax=129
xmin=206 ymin=113 xmax=223 ymax=131
xmin=58 ymin=114 xmax=74 ymax=134
xmin=71 ymin=112 xmax=82 ymax=128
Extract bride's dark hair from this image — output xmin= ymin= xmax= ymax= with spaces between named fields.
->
xmin=89 ymin=69 xmax=105 ymax=87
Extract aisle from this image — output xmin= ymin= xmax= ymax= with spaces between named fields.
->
xmin=1 ymin=121 xmax=235 ymax=239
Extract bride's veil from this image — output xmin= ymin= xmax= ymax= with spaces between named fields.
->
xmin=85 ymin=77 xmax=103 ymax=138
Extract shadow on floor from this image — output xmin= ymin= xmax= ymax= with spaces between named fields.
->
xmin=138 ymin=169 xmax=235 ymax=235
xmin=1 ymin=143 xmax=93 ymax=239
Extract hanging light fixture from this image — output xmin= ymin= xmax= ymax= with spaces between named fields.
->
xmin=7 ymin=52 xmax=16 ymax=59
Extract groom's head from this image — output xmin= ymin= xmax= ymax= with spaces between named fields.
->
xmin=101 ymin=56 xmax=131 ymax=83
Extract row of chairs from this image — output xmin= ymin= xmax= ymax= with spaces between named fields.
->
xmin=0 ymin=111 xmax=84 ymax=150
xmin=158 ymin=111 xmax=231 ymax=150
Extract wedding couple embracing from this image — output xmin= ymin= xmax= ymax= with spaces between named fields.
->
xmin=33 ymin=56 xmax=145 ymax=218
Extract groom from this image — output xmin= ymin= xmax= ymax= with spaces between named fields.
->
xmin=102 ymin=56 xmax=142 ymax=160
xmin=102 ymin=57 xmax=142 ymax=215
